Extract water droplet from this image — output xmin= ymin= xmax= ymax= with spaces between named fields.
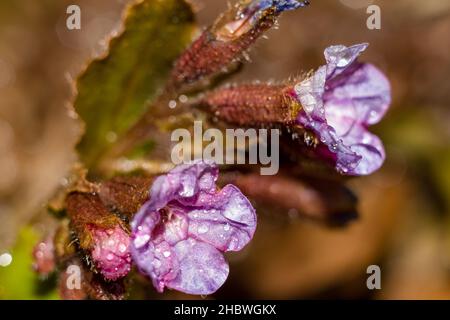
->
xmin=178 ymin=95 xmax=188 ymax=103
xmin=163 ymin=251 xmax=171 ymax=258
xmin=168 ymin=100 xmax=177 ymax=109
xmin=134 ymin=234 xmax=150 ymax=248
xmin=197 ymin=225 xmax=209 ymax=234
xmin=60 ymin=177 xmax=69 ymax=187
xmin=106 ymin=253 xmax=114 ymax=261
xmin=105 ymin=131 xmax=117 ymax=143
xmin=223 ymin=224 xmax=230 ymax=231
xmin=370 ymin=110 xmax=377 ymax=120
xmin=0 ymin=253 xmax=12 ymax=267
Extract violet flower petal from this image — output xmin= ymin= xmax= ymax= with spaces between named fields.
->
xmin=187 ymin=184 xmax=257 ymax=252
xmin=294 ymin=43 xmax=391 ymax=175
xmin=165 ymin=238 xmax=229 ymax=295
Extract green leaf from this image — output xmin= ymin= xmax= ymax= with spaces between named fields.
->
xmin=75 ymin=0 xmax=196 ymax=168
xmin=0 ymin=227 xmax=58 ymax=300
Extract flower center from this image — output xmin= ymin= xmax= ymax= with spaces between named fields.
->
xmin=154 ymin=205 xmax=188 ymax=244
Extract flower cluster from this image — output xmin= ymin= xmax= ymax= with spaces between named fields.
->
xmin=32 ymin=0 xmax=393 ymax=300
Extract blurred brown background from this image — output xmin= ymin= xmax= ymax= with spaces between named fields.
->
xmin=0 ymin=0 xmax=449 ymax=299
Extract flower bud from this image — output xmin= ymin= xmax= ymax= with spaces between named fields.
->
xmin=66 ymin=192 xmax=132 ymax=281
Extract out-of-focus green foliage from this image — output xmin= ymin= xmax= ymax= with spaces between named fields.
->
xmin=75 ymin=0 xmax=196 ymax=168
xmin=0 ymin=227 xmax=58 ymax=300
xmin=379 ymin=107 xmax=450 ymax=209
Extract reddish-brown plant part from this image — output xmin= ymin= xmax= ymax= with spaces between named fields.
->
xmin=65 ymin=192 xmax=132 ymax=281
xmin=58 ymin=257 xmax=88 ymax=300
xmin=54 ymin=219 xmax=77 ymax=264
xmin=219 ymin=171 xmax=358 ymax=226
xmin=84 ymin=273 xmax=127 ymax=300
xmin=168 ymin=1 xmax=309 ymax=91
xmin=99 ymin=176 xmax=154 ymax=220
xmin=66 ymin=192 xmax=124 ymax=250
xmin=47 ymin=164 xmax=98 ymax=216
xmin=198 ymin=83 xmax=300 ymax=126
xmin=58 ymin=256 xmax=126 ymax=300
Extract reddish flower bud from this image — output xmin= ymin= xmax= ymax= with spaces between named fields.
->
xmin=32 ymin=235 xmax=56 ymax=277
xmin=66 ymin=192 xmax=132 ymax=281
xmin=89 ymin=225 xmax=131 ymax=281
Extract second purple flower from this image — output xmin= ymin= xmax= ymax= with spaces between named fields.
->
xmin=292 ymin=43 xmax=391 ymax=175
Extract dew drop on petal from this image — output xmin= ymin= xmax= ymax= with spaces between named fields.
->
xmin=153 ymin=260 xmax=161 ymax=268
xmin=197 ymin=225 xmax=209 ymax=234
xmin=118 ymin=243 xmax=127 ymax=253
xmin=134 ymin=234 xmax=150 ymax=248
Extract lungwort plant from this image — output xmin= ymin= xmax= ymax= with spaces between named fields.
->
xmin=26 ymin=0 xmax=390 ymax=299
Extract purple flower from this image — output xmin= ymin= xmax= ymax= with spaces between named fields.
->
xmin=89 ymin=225 xmax=131 ymax=281
xmin=292 ymin=43 xmax=391 ymax=175
xmin=130 ymin=161 xmax=257 ymax=295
